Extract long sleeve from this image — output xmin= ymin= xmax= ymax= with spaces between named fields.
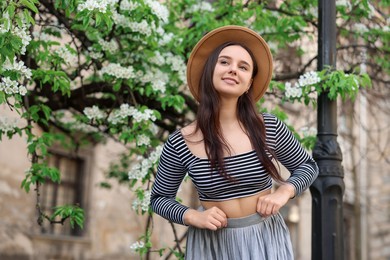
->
xmin=267 ymin=114 xmax=319 ymax=196
xmin=150 ymin=136 xmax=190 ymax=225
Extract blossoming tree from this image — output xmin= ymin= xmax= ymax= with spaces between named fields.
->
xmin=0 ymin=0 xmax=387 ymax=258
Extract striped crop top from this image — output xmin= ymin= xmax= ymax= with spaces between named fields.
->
xmin=150 ymin=113 xmax=319 ymax=225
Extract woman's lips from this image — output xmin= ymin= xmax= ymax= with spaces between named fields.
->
xmin=222 ymin=77 xmax=238 ymax=84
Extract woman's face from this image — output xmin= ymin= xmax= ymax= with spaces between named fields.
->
xmin=212 ymin=45 xmax=254 ymax=100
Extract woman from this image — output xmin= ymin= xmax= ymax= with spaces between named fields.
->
xmin=150 ymin=25 xmax=318 ymax=259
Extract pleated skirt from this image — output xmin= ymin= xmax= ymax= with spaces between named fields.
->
xmin=185 ymin=212 xmax=294 ymax=260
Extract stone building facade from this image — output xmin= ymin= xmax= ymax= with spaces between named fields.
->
xmin=0 ymin=87 xmax=389 ymax=260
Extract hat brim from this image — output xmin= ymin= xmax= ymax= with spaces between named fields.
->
xmin=186 ymin=25 xmax=273 ymax=102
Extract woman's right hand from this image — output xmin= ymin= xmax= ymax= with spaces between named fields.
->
xmin=184 ymin=207 xmax=227 ymax=230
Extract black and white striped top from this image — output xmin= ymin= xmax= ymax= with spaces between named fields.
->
xmin=150 ymin=113 xmax=319 ymax=225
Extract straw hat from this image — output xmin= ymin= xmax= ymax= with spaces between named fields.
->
xmin=186 ymin=25 xmax=273 ymax=102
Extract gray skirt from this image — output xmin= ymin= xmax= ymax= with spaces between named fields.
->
xmin=185 ymin=211 xmax=294 ymax=260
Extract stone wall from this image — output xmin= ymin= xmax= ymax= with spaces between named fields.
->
xmin=1 ymin=88 xmax=389 ymax=260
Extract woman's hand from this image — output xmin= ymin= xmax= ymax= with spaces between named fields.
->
xmin=256 ymin=184 xmax=295 ymax=217
xmin=184 ymin=207 xmax=227 ymax=230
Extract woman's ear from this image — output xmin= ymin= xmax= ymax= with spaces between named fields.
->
xmin=247 ymin=79 xmax=253 ymax=91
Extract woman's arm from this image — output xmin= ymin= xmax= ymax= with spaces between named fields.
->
xmin=272 ymin=115 xmax=319 ymax=196
xmin=150 ymin=138 xmax=190 ymax=225
xmin=256 ymin=114 xmax=319 ymax=217
xmin=150 ymin=134 xmax=228 ymax=229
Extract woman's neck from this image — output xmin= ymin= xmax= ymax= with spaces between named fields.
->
xmin=218 ymin=99 xmax=239 ymax=128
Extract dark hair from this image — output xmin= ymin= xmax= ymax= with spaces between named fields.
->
xmin=193 ymin=41 xmax=283 ymax=183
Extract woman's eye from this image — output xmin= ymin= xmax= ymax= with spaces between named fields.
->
xmin=240 ymin=66 xmax=248 ymax=71
xmin=220 ymin=60 xmax=228 ymax=65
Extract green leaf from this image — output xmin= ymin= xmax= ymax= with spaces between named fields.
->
xmin=113 ymin=80 xmax=122 ymax=91
xmin=20 ymin=0 xmax=39 ymax=13
xmin=23 ymin=9 xmax=35 ymax=25
xmin=21 ymin=175 xmax=31 ymax=193
xmin=41 ymin=105 xmax=51 ymax=120
xmin=0 ymin=91 xmax=5 ymax=105
xmin=82 ymin=15 xmax=91 ymax=28
xmin=95 ymin=13 xmax=102 ymax=27
xmin=7 ymin=4 xmax=16 ymax=18
xmin=51 ymin=205 xmax=85 ymax=229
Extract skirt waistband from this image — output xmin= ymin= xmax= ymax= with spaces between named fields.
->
xmin=227 ymin=213 xmax=266 ymax=228
xmin=198 ymin=206 xmax=266 ymax=228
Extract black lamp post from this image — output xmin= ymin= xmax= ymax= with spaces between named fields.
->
xmin=310 ymin=0 xmax=345 ymax=260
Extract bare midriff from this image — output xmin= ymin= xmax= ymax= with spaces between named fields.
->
xmin=201 ymin=188 xmax=272 ymax=218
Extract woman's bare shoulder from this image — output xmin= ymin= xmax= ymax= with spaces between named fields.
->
xmin=180 ymin=121 xmax=203 ymax=143
xmin=181 ymin=121 xmax=196 ymax=135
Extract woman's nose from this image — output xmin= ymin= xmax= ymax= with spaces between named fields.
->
xmin=228 ymin=64 xmax=237 ymax=75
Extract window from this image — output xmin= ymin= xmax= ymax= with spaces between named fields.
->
xmin=40 ymin=152 xmax=85 ymax=236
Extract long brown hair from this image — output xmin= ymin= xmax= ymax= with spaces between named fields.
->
xmin=193 ymin=41 xmax=283 ymax=183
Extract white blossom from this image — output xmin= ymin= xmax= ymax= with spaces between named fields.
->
xmin=165 ymin=53 xmax=185 ymax=72
xmin=187 ymin=2 xmax=214 ymax=13
xmin=77 ymin=0 xmax=118 ymax=13
xmin=136 ymin=134 xmax=151 ymax=146
xmin=120 ymin=0 xmax=139 ymax=11
xmin=128 ymin=146 xmax=162 ymax=180
xmin=112 ymin=11 xmax=154 ymax=36
xmin=159 ymin=32 xmax=174 ymax=45
xmin=32 ymin=31 xmax=54 ymax=42
xmin=70 ymin=122 xmax=101 ymax=133
xmin=298 ymin=71 xmax=321 ymax=87
xmin=0 ymin=77 xmax=27 ymax=96
xmin=131 ymin=190 xmax=151 ymax=212
xmin=55 ymin=110 xmax=101 ymax=133
xmin=130 ymin=240 xmax=145 ymax=252
xmin=336 ymin=0 xmax=352 ymax=11
xmin=111 ymin=11 xmax=157 ymax=36
xmin=151 ymin=78 xmax=166 ymax=93
xmin=3 ymin=86 xmax=13 ymax=95
xmin=128 ymin=157 xmax=149 ymax=180
xmin=144 ymin=0 xmax=169 ymax=23
xmin=2 ymin=57 xmax=32 ymax=79
xmin=353 ymin=23 xmax=369 ymax=34
xmin=285 ymin=82 xmax=302 ymax=98
xmin=129 ymin=20 xmax=153 ymax=36
xmin=107 ymin=103 xmax=134 ymax=124
xmin=132 ymin=108 xmax=156 ymax=122
xmin=88 ymin=50 xmax=104 ymax=59
xmin=150 ymin=51 xmax=165 ymax=66
xmin=0 ymin=116 xmax=21 ymax=132
xmin=107 ymin=104 xmax=157 ymax=125
xmin=19 ymin=86 xmax=28 ymax=96
xmin=98 ymin=38 xmax=119 ymax=53
xmin=148 ymin=145 xmax=163 ymax=163
xmin=99 ymin=63 xmax=135 ymax=79
xmin=111 ymin=11 xmax=130 ymax=28
xmin=12 ymin=24 xmax=32 ymax=55
xmin=1 ymin=13 xmax=31 ymax=54
xmin=55 ymin=46 xmax=78 ymax=66
xmin=139 ymin=67 xmax=168 ymax=93
xmin=165 ymin=53 xmax=187 ymax=84
xmin=83 ymin=105 xmax=106 ymax=120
